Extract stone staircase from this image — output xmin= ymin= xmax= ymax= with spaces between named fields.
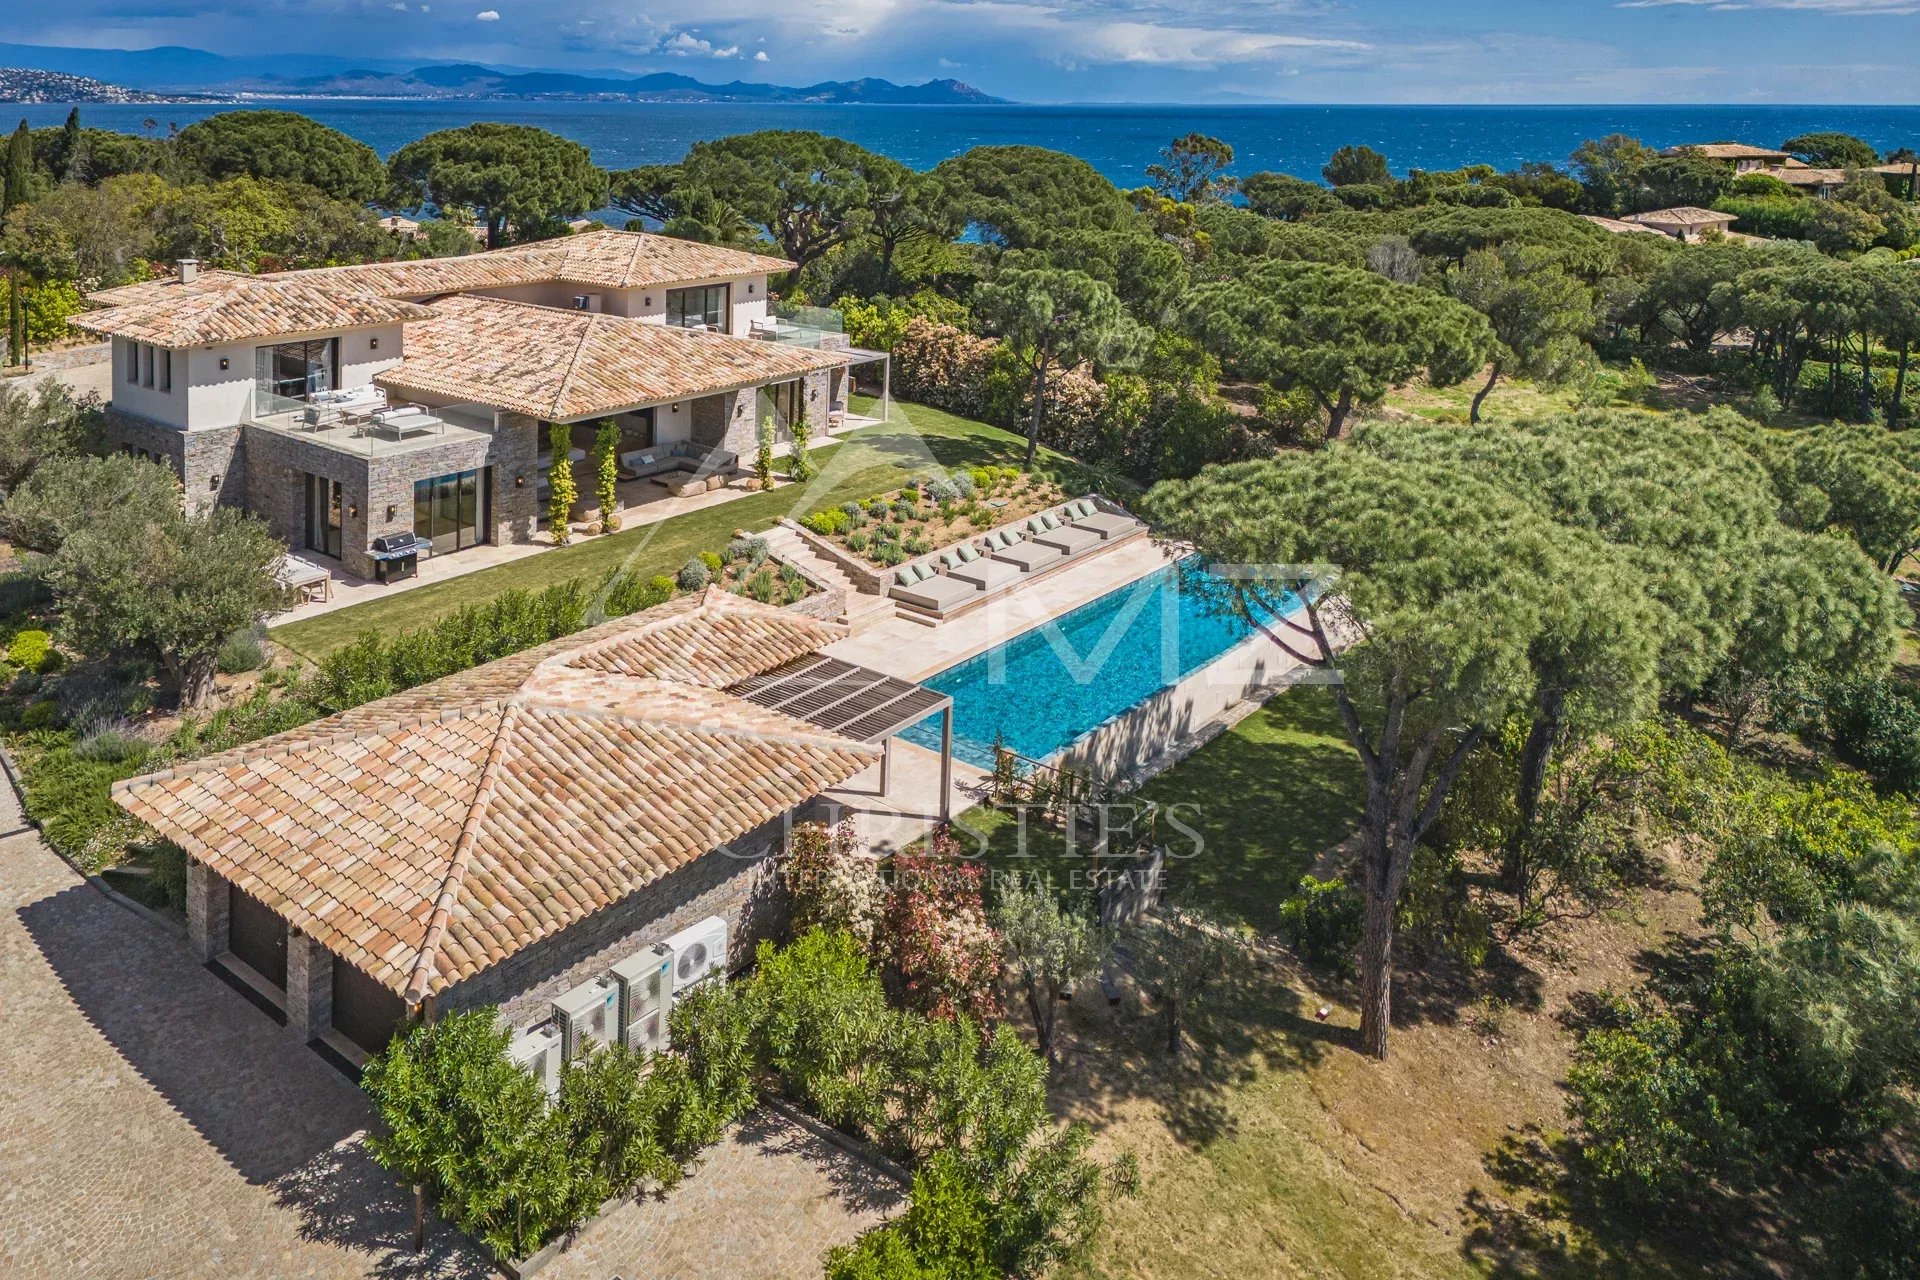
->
xmin=762 ymin=526 xmax=898 ymax=634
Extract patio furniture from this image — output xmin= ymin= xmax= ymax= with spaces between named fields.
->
xmin=1035 ymin=524 xmax=1102 ymax=556
xmin=991 ymin=541 xmax=1062 ymax=573
xmin=273 ymin=554 xmax=333 ymax=603
xmin=1072 ymin=511 xmax=1142 ymax=540
xmin=890 ymin=564 xmax=979 ymax=614
xmin=371 ymin=411 xmax=442 ymax=440
xmin=620 ymin=441 xmax=740 ymax=482
xmin=949 ymin=556 xmax=1022 ymax=592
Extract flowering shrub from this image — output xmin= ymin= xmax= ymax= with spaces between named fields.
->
xmin=894 ymin=318 xmax=1108 ymax=452
xmin=883 ymin=832 xmax=1003 ymax=1022
xmin=784 ymin=820 xmax=885 ymax=948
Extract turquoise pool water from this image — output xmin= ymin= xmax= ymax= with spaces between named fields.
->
xmin=900 ymin=558 xmax=1301 ymax=768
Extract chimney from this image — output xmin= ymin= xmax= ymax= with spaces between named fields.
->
xmin=176 ymin=259 xmax=200 ymax=285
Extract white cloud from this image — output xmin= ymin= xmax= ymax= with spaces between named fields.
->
xmin=389 ymin=1 xmax=408 ymax=9
xmin=661 ymin=30 xmax=740 ymax=57
xmin=475 ymin=8 xmax=499 ymax=20
xmin=754 ymin=49 xmax=770 ymax=61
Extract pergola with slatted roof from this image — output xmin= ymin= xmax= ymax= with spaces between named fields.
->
xmin=731 ymin=655 xmax=955 ymax=820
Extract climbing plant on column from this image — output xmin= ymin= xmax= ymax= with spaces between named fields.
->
xmin=592 ymin=418 xmax=620 ymax=533
xmin=547 ymin=422 xmax=577 ymax=546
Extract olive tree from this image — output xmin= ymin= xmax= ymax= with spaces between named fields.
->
xmin=991 ymin=879 xmax=1109 ymax=1067
xmin=0 ymin=379 xmax=100 ymax=495
xmin=1145 ymin=452 xmax=1554 ymax=1058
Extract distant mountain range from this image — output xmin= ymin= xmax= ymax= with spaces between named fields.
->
xmin=0 ymin=42 xmax=1010 ymax=105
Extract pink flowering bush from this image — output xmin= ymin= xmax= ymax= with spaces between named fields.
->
xmin=894 ymin=318 xmax=1107 ymax=450
xmin=783 ymin=820 xmax=885 ymax=948
xmin=881 ymin=831 xmax=1003 ymax=1023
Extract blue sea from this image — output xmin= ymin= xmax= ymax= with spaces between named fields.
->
xmin=10 ymin=100 xmax=1920 ymax=186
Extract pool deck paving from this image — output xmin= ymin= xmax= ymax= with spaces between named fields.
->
xmin=0 ymin=768 xmax=898 ymax=1280
xmin=825 ymin=535 xmax=1184 ymax=684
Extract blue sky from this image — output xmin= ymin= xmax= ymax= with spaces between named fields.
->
xmin=12 ymin=0 xmax=1920 ymax=103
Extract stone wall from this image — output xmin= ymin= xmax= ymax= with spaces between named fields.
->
xmin=439 ymin=814 xmax=795 ymax=1029
xmin=285 ymin=934 xmax=333 ymax=1042
xmin=184 ymin=860 xmax=230 ymax=963
xmin=240 ymin=417 xmax=540 ymax=579
xmin=689 ymin=374 xmax=833 ymax=464
xmin=101 ymin=410 xmax=244 ymax=517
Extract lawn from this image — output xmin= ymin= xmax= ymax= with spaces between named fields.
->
xmin=954 ymin=686 xmax=1364 ymax=934
xmin=272 ymin=399 xmax=1090 ymax=660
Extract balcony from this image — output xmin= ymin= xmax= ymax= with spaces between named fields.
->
xmin=751 ymin=303 xmax=854 ymax=352
xmin=247 ymin=390 xmax=496 ymax=458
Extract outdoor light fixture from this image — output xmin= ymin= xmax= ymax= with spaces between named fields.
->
xmin=370 ymin=337 xmax=380 ymax=350
xmin=748 ymin=283 xmax=756 ymax=294
xmin=386 ymin=504 xmax=397 ymax=521
xmin=218 ymin=357 xmax=229 ymax=370
xmin=349 ymin=504 xmax=359 ymax=518
xmin=515 ymin=474 xmax=525 ymax=487
xmin=209 ymin=474 xmax=220 ymax=491
xmin=644 ymin=295 xmax=652 ymax=307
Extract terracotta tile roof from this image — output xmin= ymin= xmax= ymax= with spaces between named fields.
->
xmin=278 ymin=228 xmax=794 ymax=298
xmin=114 ymin=590 xmax=874 ymax=1002
xmin=1766 ymin=166 xmax=1851 ymax=187
xmin=1581 ymin=215 xmax=1669 ymax=237
xmin=376 ymin=294 xmax=847 ymax=420
xmin=1662 ymin=143 xmax=1791 ymax=161
xmin=71 ymin=274 xmax=435 ymax=347
xmin=1624 ymin=206 xmax=1736 ymax=227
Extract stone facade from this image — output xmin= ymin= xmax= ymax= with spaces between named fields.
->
xmin=185 ymin=859 xmax=230 ymax=962
xmin=240 ymin=417 xmax=540 ymax=580
xmin=441 ymin=814 xmax=793 ymax=1029
xmin=285 ymin=933 xmax=333 ymax=1042
xmin=689 ymin=371 xmax=833 ymax=462
xmin=101 ymin=410 xmax=244 ymax=517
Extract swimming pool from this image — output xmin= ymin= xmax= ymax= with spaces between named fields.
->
xmin=899 ymin=557 xmax=1301 ymax=768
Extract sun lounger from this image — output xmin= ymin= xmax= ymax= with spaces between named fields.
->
xmin=891 ymin=573 xmax=980 ymax=613
xmin=950 ymin=556 xmax=1023 ymax=591
xmin=992 ymin=541 xmax=1062 ymax=573
xmin=1034 ymin=525 xmax=1102 ymax=556
xmin=1073 ymin=511 xmax=1141 ymax=540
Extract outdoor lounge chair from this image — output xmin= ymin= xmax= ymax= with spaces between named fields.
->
xmin=1034 ymin=524 xmax=1102 ymax=556
xmin=991 ymin=540 xmax=1062 ymax=572
xmin=949 ymin=556 xmax=1023 ymax=592
xmin=1072 ymin=510 xmax=1142 ymax=540
xmin=890 ymin=565 xmax=979 ymax=613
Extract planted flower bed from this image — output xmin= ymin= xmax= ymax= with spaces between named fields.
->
xmin=675 ymin=535 xmax=815 ymax=607
xmin=799 ymin=466 xmax=1069 ymax=569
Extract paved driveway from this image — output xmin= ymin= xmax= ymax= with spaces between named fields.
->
xmin=0 ymin=783 xmax=898 ymax=1279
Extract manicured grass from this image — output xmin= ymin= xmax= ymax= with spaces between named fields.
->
xmin=958 ymin=685 xmax=1364 ymax=933
xmin=273 ymin=399 xmax=1084 ymax=660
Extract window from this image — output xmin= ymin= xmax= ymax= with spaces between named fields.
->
xmin=413 ymin=467 xmax=490 ymax=554
xmin=666 ymin=284 xmax=729 ymax=333
xmin=304 ymin=473 xmax=344 ymax=559
xmin=158 ymin=348 xmax=172 ymax=394
xmin=253 ymin=338 xmax=338 ymax=413
xmin=762 ymin=379 xmax=802 ymax=435
xmin=125 ymin=340 xmax=138 ymax=385
xmin=141 ymin=344 xmax=154 ymax=388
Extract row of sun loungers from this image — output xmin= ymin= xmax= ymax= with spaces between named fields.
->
xmin=888 ymin=498 xmax=1147 ymax=618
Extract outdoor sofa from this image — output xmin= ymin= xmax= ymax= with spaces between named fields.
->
xmin=620 ymin=442 xmax=741 ymax=496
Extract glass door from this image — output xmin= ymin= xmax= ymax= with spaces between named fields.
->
xmin=431 ymin=474 xmax=459 ymax=554
xmin=304 ymin=473 xmax=342 ymax=559
xmin=412 ymin=468 xmax=492 ymax=553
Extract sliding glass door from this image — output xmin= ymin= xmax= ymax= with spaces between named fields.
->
xmin=303 ymin=473 xmax=343 ymax=559
xmin=254 ymin=339 xmax=338 ymax=413
xmin=412 ymin=467 xmax=490 ymax=554
xmin=666 ymin=284 xmax=729 ymax=332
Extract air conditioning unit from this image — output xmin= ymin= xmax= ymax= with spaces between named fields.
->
xmin=507 ymin=1022 xmax=563 ymax=1096
xmin=662 ymin=915 xmax=729 ymax=994
xmin=572 ymin=293 xmax=602 ymax=312
xmin=550 ymin=976 xmax=620 ymax=1062
xmin=609 ymin=945 xmax=674 ymax=1057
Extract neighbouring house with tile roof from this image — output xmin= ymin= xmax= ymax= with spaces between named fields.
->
xmin=1661 ymin=142 xmax=1793 ymax=173
xmin=1620 ymin=206 xmax=1741 ymax=242
xmin=76 ymin=229 xmax=889 ymax=581
xmin=113 ymin=589 xmax=955 ymax=1064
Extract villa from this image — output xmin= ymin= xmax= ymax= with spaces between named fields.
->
xmin=112 ymin=588 xmax=955 ymax=1066
xmin=1661 ymin=142 xmax=1792 ymax=173
xmin=74 ymin=229 xmax=889 ymax=581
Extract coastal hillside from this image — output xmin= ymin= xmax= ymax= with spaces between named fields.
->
xmin=0 ymin=66 xmax=224 ymax=104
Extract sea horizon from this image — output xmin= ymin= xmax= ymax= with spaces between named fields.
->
xmin=8 ymin=98 xmax=1918 ymax=190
